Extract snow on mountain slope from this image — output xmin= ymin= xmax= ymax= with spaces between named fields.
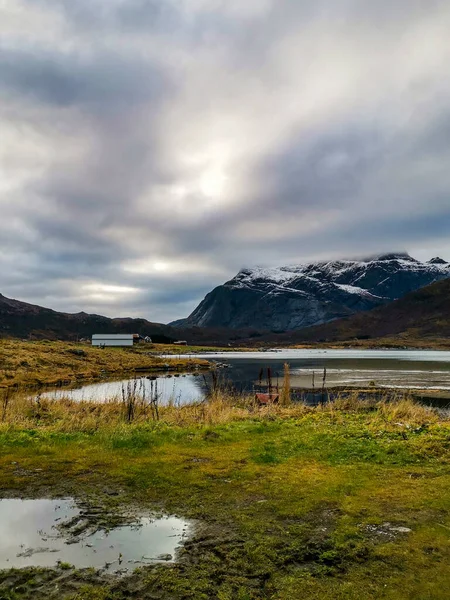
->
xmin=174 ymin=253 xmax=450 ymax=331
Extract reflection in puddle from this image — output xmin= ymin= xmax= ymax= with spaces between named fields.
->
xmin=0 ymin=499 xmax=190 ymax=574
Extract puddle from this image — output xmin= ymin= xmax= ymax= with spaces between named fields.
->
xmin=0 ymin=499 xmax=190 ymax=574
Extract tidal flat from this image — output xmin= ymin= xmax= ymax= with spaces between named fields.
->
xmin=0 ymin=390 xmax=449 ymax=599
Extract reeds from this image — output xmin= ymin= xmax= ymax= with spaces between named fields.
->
xmin=1 ymin=388 xmax=11 ymax=422
xmin=0 ymin=386 xmax=444 ymax=434
xmin=120 ymin=377 xmax=163 ymax=423
xmin=122 ymin=378 xmax=138 ymax=423
xmin=280 ymin=363 xmax=291 ymax=406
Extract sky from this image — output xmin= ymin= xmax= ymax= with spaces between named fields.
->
xmin=1 ymin=0 xmax=450 ymax=323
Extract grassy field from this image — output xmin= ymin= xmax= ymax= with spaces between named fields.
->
xmin=152 ymin=344 xmax=255 ymax=354
xmin=0 ymin=390 xmax=449 ymax=600
xmin=0 ymin=340 xmax=209 ymax=389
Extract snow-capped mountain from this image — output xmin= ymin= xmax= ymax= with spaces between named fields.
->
xmin=174 ymin=253 xmax=450 ymax=331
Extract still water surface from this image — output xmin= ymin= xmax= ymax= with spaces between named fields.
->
xmin=0 ymin=499 xmax=190 ymax=573
xmin=190 ymin=349 xmax=450 ymax=391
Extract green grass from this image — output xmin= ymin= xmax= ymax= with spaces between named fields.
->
xmin=0 ymin=401 xmax=449 ymax=599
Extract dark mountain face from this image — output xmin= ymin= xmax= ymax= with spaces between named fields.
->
xmin=286 ymin=277 xmax=450 ymax=343
xmin=175 ymin=253 xmax=450 ymax=331
xmin=428 ymin=257 xmax=448 ymax=265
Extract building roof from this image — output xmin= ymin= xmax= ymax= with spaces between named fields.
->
xmin=92 ymin=334 xmax=135 ymax=339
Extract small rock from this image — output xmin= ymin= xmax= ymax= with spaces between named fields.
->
xmin=17 ymin=547 xmax=60 ymax=558
xmin=389 ymin=526 xmax=412 ymax=534
xmin=157 ymin=554 xmax=173 ymax=561
xmin=65 ymin=538 xmax=81 ymax=545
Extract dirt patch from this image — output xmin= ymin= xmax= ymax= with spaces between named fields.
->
xmin=57 ymin=500 xmax=141 ymax=540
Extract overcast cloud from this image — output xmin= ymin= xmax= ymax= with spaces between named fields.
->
xmin=1 ymin=0 xmax=450 ymax=322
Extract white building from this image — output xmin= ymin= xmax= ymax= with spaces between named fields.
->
xmin=92 ymin=334 xmax=137 ymax=347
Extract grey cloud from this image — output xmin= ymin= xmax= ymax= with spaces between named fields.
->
xmin=0 ymin=48 xmax=172 ymax=111
xmin=1 ymin=0 xmax=450 ymax=322
xmin=251 ymin=122 xmax=386 ymax=213
xmin=34 ymin=0 xmax=180 ymax=31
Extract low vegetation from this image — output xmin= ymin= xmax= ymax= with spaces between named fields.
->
xmin=148 ymin=343 xmax=242 ymax=355
xmin=282 ymin=278 xmax=450 ymax=349
xmin=1 ymin=386 xmax=449 ymax=599
xmin=0 ymin=339 xmax=208 ymax=389
xmin=288 ymin=337 xmax=450 ymax=350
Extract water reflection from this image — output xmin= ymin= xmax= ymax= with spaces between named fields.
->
xmin=195 ymin=349 xmax=450 ymax=392
xmin=0 ymin=499 xmax=190 ymax=573
xmin=42 ymin=375 xmax=205 ymax=405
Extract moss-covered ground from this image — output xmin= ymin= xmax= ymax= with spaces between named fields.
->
xmin=0 ymin=396 xmax=449 ymax=599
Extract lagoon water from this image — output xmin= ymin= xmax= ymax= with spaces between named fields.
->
xmin=189 ymin=349 xmax=450 ymax=392
xmin=0 ymin=498 xmax=190 ymax=573
xmin=42 ymin=374 xmax=205 ymax=405
xmin=39 ymin=350 xmax=450 ymax=405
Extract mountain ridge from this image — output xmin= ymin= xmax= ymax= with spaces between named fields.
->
xmin=174 ymin=253 xmax=450 ymax=331
xmin=279 ymin=277 xmax=450 ymax=344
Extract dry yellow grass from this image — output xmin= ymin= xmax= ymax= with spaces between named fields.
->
xmin=0 ymin=385 xmax=444 ymax=434
xmin=0 ymin=339 xmax=208 ymax=389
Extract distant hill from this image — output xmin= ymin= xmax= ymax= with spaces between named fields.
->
xmin=174 ymin=253 xmax=450 ymax=331
xmin=282 ymin=278 xmax=450 ymax=344
xmin=0 ymin=293 xmax=261 ymax=345
xmin=0 ymin=293 xmax=179 ymax=342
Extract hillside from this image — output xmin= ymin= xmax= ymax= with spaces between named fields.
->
xmin=175 ymin=253 xmax=450 ymax=331
xmin=285 ymin=278 xmax=450 ymax=344
xmin=0 ymin=293 xmax=262 ymax=345
xmin=0 ymin=293 xmax=179 ymax=342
